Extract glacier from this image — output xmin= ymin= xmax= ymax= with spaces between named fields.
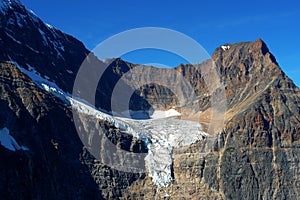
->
xmin=9 ymin=59 xmax=208 ymax=187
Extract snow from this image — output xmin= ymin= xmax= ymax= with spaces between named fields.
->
xmin=15 ymin=13 xmax=24 ymax=28
xmin=28 ymin=9 xmax=36 ymax=16
xmin=112 ymin=110 xmax=148 ymax=119
xmin=0 ymin=127 xmax=28 ymax=151
xmin=66 ymin=70 xmax=73 ymax=74
xmin=46 ymin=23 xmax=53 ymax=29
xmin=221 ymin=45 xmax=230 ymax=51
xmin=113 ymin=109 xmax=180 ymax=120
xmin=25 ymin=45 xmax=40 ymax=54
xmin=68 ymin=97 xmax=150 ymax=143
xmin=41 ymin=83 xmax=64 ymax=96
xmin=150 ymin=109 xmax=181 ymax=119
xmin=9 ymin=60 xmax=66 ymax=101
xmin=38 ymin=28 xmax=49 ymax=46
xmin=27 ymin=9 xmax=40 ymax=23
xmin=5 ymin=32 xmax=22 ymax=44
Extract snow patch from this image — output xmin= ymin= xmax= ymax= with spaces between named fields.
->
xmin=150 ymin=109 xmax=180 ymax=119
xmin=46 ymin=23 xmax=53 ymax=29
xmin=113 ymin=109 xmax=180 ymax=120
xmin=9 ymin=60 xmax=66 ymax=101
xmin=5 ymin=32 xmax=22 ymax=44
xmin=221 ymin=45 xmax=230 ymax=51
xmin=38 ymin=28 xmax=49 ymax=46
xmin=66 ymin=70 xmax=73 ymax=74
xmin=0 ymin=127 xmax=28 ymax=151
xmin=25 ymin=45 xmax=40 ymax=53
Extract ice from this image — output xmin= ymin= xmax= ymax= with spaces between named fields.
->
xmin=70 ymin=98 xmax=207 ymax=187
xmin=121 ymin=116 xmax=207 ymax=187
xmin=0 ymin=127 xmax=28 ymax=151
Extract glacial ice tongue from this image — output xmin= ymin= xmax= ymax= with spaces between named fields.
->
xmin=121 ymin=117 xmax=207 ymax=187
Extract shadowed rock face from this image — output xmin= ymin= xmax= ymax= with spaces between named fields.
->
xmin=0 ymin=60 xmax=147 ymax=199
xmin=0 ymin=1 xmax=146 ymax=199
xmin=0 ymin=61 xmax=104 ymax=199
xmin=0 ymin=0 xmax=299 ymax=199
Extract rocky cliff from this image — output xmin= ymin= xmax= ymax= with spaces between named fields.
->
xmin=125 ymin=39 xmax=300 ymax=199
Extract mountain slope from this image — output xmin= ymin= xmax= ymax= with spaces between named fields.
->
xmin=0 ymin=61 xmax=104 ymax=199
xmin=126 ymin=39 xmax=300 ymax=199
xmin=0 ymin=1 xmax=146 ymax=199
xmin=0 ymin=0 xmax=91 ymax=93
xmin=0 ymin=0 xmax=299 ymax=199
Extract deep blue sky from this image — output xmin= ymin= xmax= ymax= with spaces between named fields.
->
xmin=22 ymin=0 xmax=299 ymax=86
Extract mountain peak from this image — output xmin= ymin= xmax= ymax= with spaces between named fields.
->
xmin=252 ymin=37 xmax=270 ymax=55
xmin=212 ymin=38 xmax=277 ymax=65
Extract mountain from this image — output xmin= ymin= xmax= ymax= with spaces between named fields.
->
xmin=116 ymin=39 xmax=300 ymax=199
xmin=0 ymin=0 xmax=299 ymax=199
xmin=0 ymin=1 xmax=145 ymax=199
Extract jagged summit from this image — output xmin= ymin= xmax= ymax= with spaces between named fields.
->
xmin=214 ymin=38 xmax=271 ymax=56
xmin=213 ymin=38 xmax=279 ymax=77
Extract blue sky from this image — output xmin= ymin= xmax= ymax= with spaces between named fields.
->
xmin=22 ymin=0 xmax=300 ymax=86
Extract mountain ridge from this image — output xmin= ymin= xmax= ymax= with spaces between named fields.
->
xmin=0 ymin=0 xmax=299 ymax=199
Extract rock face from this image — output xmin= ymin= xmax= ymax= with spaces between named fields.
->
xmin=126 ymin=39 xmax=300 ymax=199
xmin=0 ymin=0 xmax=299 ymax=199
xmin=0 ymin=1 xmax=146 ymax=199
xmin=0 ymin=61 xmax=104 ymax=199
